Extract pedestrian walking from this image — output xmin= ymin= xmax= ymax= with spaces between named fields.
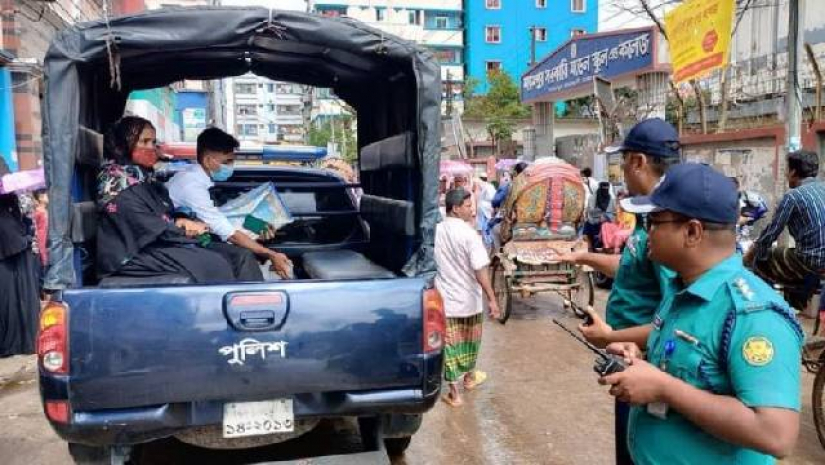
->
xmin=436 ymin=188 xmax=500 ymax=407
xmin=0 ymin=192 xmax=41 ymax=357
xmin=605 ymin=163 xmax=802 ymax=464
xmin=559 ymin=118 xmax=681 ymax=464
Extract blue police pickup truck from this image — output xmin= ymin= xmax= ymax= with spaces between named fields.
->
xmin=37 ymin=8 xmax=444 ymax=464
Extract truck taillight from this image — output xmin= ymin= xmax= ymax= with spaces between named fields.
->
xmin=38 ymin=302 xmax=68 ymax=374
xmin=45 ymin=401 xmax=70 ymax=424
xmin=423 ymin=289 xmax=445 ymax=353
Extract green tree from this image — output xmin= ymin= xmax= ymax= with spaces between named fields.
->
xmin=463 ymin=72 xmax=531 ymax=154
xmin=308 ymin=116 xmax=357 ymax=162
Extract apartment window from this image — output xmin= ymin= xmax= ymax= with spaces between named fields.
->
xmin=433 ymin=48 xmax=460 ymax=64
xmin=237 ymin=104 xmax=257 ymax=116
xmin=267 ymin=84 xmax=274 ymax=93
xmin=269 ymin=124 xmax=277 ymax=134
xmin=485 ymin=0 xmax=501 ymax=10
xmin=571 ymin=29 xmax=587 ymax=37
xmin=536 ymin=0 xmax=546 ymax=8
xmin=485 ymin=26 xmax=501 ymax=44
xmin=572 ymin=0 xmax=586 ymax=13
xmin=435 ymin=16 xmax=448 ymax=30
xmin=234 ymin=83 xmax=256 ymax=94
xmin=236 ymin=124 xmax=258 ymax=136
xmin=486 ymin=61 xmax=502 ymax=74
xmin=268 ymin=104 xmax=275 ymax=112
xmin=534 ymin=27 xmax=547 ymax=42
xmin=376 ymin=8 xmax=385 ymax=21
xmin=408 ymin=10 xmax=422 ymax=25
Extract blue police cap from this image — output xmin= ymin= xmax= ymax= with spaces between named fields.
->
xmin=622 ymin=163 xmax=739 ymax=224
xmin=606 ymin=118 xmax=681 ymax=160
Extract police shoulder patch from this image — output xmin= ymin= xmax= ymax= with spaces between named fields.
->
xmin=742 ymin=336 xmax=774 ymax=366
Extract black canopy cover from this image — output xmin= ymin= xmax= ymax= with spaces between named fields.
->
xmin=43 ymin=6 xmax=441 ymax=289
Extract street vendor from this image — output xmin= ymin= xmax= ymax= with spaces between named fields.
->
xmin=166 ymin=127 xmax=292 ymax=280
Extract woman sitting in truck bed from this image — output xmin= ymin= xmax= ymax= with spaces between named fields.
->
xmin=95 ymin=116 xmax=235 ymax=284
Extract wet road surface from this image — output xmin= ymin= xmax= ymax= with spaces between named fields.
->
xmin=1 ymin=292 xmax=824 ymax=464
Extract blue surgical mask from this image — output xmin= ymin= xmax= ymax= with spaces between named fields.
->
xmin=211 ymin=163 xmax=234 ymax=182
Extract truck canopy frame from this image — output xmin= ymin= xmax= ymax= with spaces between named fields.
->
xmin=43 ymin=6 xmax=441 ymax=289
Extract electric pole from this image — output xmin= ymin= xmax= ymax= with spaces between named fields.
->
xmin=786 ymin=0 xmax=805 ymax=152
xmin=530 ymin=26 xmax=537 ymax=66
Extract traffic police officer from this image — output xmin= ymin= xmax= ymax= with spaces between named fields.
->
xmin=562 ymin=118 xmax=681 ymax=464
xmin=605 ymin=163 xmax=803 ymax=464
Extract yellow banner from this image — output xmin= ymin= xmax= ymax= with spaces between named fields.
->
xmin=665 ymin=0 xmax=735 ymax=83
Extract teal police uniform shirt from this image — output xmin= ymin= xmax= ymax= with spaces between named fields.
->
xmin=628 ymin=254 xmax=804 ymax=465
xmin=606 ymin=219 xmax=673 ymax=330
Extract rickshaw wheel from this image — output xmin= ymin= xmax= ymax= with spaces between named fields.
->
xmin=491 ymin=260 xmax=512 ymax=325
xmin=571 ymin=268 xmax=595 ymax=311
xmin=814 ymin=352 xmax=825 ymax=450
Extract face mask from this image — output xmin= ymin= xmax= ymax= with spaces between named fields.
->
xmin=132 ymin=147 xmax=158 ymax=169
xmin=211 ymin=163 xmax=234 ymax=182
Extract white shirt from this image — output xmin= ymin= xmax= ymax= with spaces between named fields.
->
xmin=435 ymin=217 xmax=491 ymax=318
xmin=476 ymin=181 xmax=496 ymax=220
xmin=165 ymin=164 xmax=237 ymax=241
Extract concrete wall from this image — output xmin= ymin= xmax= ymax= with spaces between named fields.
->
xmin=681 ymin=130 xmax=785 ymax=239
xmin=556 ymin=133 xmax=601 ymax=169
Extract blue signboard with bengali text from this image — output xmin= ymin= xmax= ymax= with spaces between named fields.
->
xmin=521 ymin=29 xmax=655 ymax=103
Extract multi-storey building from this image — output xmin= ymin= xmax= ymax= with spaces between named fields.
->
xmin=314 ymin=0 xmax=464 ymax=115
xmin=0 ymin=0 xmax=105 ymax=172
xmin=465 ymin=0 xmax=598 ymax=94
xmin=226 ymin=75 xmax=307 ymax=145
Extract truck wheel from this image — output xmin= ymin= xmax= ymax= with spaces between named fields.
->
xmin=384 ymin=437 xmax=412 ymax=457
xmin=67 ymin=443 xmax=108 ymax=465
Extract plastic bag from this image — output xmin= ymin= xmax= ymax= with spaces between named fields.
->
xmin=218 ymin=182 xmax=293 ymax=235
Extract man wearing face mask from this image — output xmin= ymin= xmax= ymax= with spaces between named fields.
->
xmin=166 ymin=127 xmax=292 ymax=280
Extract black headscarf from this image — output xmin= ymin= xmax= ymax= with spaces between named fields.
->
xmin=595 ymin=182 xmax=611 ymax=212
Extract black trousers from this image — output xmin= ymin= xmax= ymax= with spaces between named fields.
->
xmin=207 ymin=242 xmax=264 ymax=282
xmin=615 ymin=399 xmax=634 ymax=465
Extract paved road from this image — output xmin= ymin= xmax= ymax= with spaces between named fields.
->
xmin=1 ymin=292 xmax=823 ymax=464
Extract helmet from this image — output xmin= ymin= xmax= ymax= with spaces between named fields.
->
xmin=740 ymin=191 xmax=768 ymax=224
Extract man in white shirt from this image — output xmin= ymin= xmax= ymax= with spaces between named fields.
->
xmin=166 ymin=128 xmax=292 ymax=280
xmin=435 ymin=188 xmax=500 ymax=407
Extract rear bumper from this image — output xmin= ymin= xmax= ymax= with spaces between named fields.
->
xmin=44 ymin=354 xmax=442 ymax=446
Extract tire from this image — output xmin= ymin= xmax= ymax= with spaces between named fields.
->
xmin=384 ymin=437 xmax=412 ymax=457
xmin=68 ymin=443 xmax=108 ymax=465
xmin=572 ymin=270 xmax=595 ymax=310
xmin=814 ymin=361 xmax=825 ymax=450
xmin=491 ymin=260 xmax=512 ymax=325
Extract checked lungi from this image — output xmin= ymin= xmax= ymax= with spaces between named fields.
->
xmin=444 ymin=313 xmax=484 ymax=383
xmin=752 ymin=246 xmax=820 ymax=309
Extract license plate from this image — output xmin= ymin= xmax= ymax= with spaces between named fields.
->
xmin=222 ymin=399 xmax=294 ymax=438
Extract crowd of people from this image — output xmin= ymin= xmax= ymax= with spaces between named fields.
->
xmin=433 ymin=117 xmax=820 ymax=464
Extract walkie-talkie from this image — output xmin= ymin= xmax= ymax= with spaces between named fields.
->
xmin=552 ymin=319 xmax=627 ymax=376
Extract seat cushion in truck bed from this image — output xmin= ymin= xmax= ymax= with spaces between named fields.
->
xmin=302 ymin=250 xmax=395 ymax=280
